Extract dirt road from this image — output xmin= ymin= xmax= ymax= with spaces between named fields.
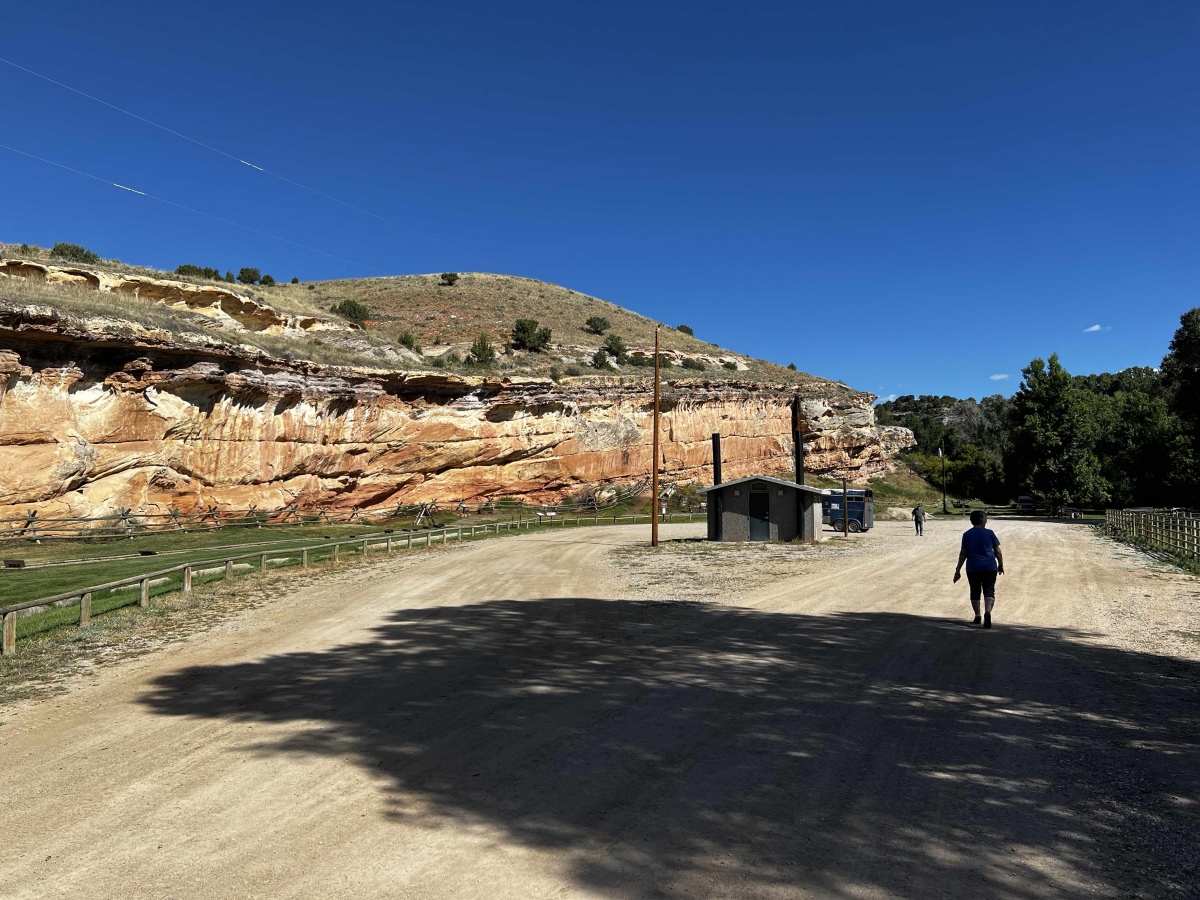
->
xmin=2 ymin=520 xmax=1198 ymax=899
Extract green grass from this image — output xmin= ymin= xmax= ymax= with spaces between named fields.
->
xmin=2 ymin=510 xmax=704 ymax=644
xmin=0 ymin=520 xmax=454 ymax=606
xmin=4 ymin=521 xmax=412 ymax=566
xmin=766 ymin=462 xmax=961 ymax=510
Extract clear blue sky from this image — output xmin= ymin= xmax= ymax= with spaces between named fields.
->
xmin=3 ymin=1 xmax=1197 ymax=401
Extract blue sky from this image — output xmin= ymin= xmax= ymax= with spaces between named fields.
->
xmin=2 ymin=1 xmax=1197 ymax=400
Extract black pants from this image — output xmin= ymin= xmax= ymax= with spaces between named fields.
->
xmin=967 ymin=570 xmax=997 ymax=604
xmin=914 ymin=519 xmax=923 ymax=535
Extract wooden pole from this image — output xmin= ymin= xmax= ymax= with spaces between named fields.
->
xmin=941 ymin=441 xmax=948 ymax=514
xmin=651 ymin=326 xmax=661 ymax=548
xmin=842 ymin=479 xmax=850 ymax=538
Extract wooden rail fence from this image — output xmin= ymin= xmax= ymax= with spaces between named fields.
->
xmin=0 ymin=511 xmax=703 ymax=655
xmin=1105 ymin=509 xmax=1200 ymax=560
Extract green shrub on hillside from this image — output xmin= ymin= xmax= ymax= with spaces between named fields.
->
xmin=16 ymin=243 xmax=35 ymax=256
xmin=224 ymin=271 xmax=236 ymax=283
xmin=51 ymin=242 xmax=100 ymax=264
xmin=584 ymin=316 xmax=611 ymax=335
xmin=592 ymin=349 xmax=614 ymax=371
xmin=440 ymin=272 xmax=460 ymax=286
xmin=626 ymin=355 xmax=652 ymax=368
xmin=787 ymin=362 xmax=797 ymax=371
xmin=677 ymin=324 xmax=694 ymax=336
xmin=723 ymin=360 xmax=737 ymax=371
xmin=398 ymin=331 xmax=421 ymax=353
xmin=468 ymin=333 xmax=496 ymax=365
xmin=602 ymin=333 xmax=628 ymax=362
xmin=175 ymin=264 xmax=222 ymax=280
xmin=237 ymin=267 xmax=261 ymax=285
xmin=291 ymin=276 xmax=299 ymax=284
xmin=512 ymin=318 xmax=552 ymax=352
xmin=682 ymin=357 xmax=706 ymax=371
xmin=331 ymin=299 xmax=371 ymax=326
xmin=260 ymin=274 xmax=276 ymax=286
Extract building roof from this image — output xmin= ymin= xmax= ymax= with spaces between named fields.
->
xmin=697 ymin=476 xmax=828 ymax=496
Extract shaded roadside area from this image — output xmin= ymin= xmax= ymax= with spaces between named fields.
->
xmin=141 ymin=599 xmax=1200 ymax=898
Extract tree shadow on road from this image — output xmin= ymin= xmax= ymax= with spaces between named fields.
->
xmin=141 ymin=600 xmax=1200 ymax=898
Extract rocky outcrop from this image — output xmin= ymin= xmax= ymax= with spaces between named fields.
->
xmin=0 ymin=259 xmax=349 ymax=336
xmin=0 ymin=304 xmax=913 ymax=519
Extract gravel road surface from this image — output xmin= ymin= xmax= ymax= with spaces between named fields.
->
xmin=2 ymin=519 xmax=1197 ymax=899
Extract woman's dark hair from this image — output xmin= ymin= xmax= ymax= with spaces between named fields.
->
xmin=969 ymin=509 xmax=989 ymax=526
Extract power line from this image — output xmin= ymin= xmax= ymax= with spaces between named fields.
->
xmin=0 ymin=142 xmax=375 ymax=272
xmin=0 ymin=55 xmax=467 ymax=253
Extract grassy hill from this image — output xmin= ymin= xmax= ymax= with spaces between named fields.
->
xmin=0 ymin=243 xmax=837 ymax=389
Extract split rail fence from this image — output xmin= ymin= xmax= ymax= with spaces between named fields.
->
xmin=1105 ymin=509 xmax=1200 ymax=561
xmin=0 ymin=511 xmax=704 ymax=655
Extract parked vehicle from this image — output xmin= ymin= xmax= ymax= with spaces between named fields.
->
xmin=1016 ymin=495 xmax=1036 ymax=512
xmin=821 ymin=489 xmax=875 ymax=532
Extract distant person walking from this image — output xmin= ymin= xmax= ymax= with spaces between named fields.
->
xmin=912 ymin=503 xmax=926 ymax=536
xmin=953 ymin=510 xmax=1004 ymax=628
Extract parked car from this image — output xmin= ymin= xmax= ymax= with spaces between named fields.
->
xmin=1016 ymin=495 xmax=1036 ymax=512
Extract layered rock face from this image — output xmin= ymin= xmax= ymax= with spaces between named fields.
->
xmin=0 ymin=258 xmax=350 ymax=335
xmin=0 ymin=306 xmax=912 ymax=519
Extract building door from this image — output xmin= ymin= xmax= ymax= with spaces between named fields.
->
xmin=748 ymin=491 xmax=770 ymax=541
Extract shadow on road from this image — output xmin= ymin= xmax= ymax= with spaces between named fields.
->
xmin=141 ymin=600 xmax=1200 ymax=898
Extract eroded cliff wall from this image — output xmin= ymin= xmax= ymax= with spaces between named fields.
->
xmin=0 ymin=305 xmax=912 ymax=518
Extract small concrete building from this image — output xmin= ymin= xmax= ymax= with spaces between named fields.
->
xmin=698 ymin=476 xmax=827 ymax=543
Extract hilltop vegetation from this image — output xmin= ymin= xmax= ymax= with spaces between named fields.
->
xmin=0 ymin=243 xmax=829 ymax=387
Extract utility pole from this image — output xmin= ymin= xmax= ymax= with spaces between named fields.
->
xmin=651 ymin=326 xmax=661 ymax=548
xmin=940 ymin=441 xmax=948 ymax=514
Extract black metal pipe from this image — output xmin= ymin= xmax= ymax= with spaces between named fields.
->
xmin=711 ymin=432 xmax=722 ymax=486
xmin=791 ymin=396 xmax=805 ymax=485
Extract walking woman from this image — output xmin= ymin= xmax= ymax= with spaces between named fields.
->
xmin=953 ymin=509 xmax=1005 ymax=628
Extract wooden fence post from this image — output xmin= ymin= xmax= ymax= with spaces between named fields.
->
xmin=225 ymin=559 xmax=233 ymax=580
xmin=260 ymin=553 xmax=268 ymax=573
xmin=333 ymin=543 xmax=340 ymax=562
xmin=407 ymin=534 xmax=413 ymax=549
xmin=183 ymin=566 xmax=192 ymax=593
xmin=301 ymin=549 xmax=309 ymax=568
xmin=139 ymin=577 xmax=150 ymax=608
xmin=80 ymin=592 xmax=92 ymax=626
xmin=362 ymin=539 xmax=369 ymax=557
xmin=2 ymin=611 xmax=14 ymax=655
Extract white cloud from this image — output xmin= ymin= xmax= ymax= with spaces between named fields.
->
xmin=875 ymin=393 xmax=898 ymax=404
xmin=1083 ymin=324 xmax=1102 ymax=333
xmin=989 ymin=373 xmax=1009 ymax=381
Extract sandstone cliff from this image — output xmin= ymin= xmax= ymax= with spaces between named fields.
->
xmin=0 ymin=302 xmax=912 ymax=519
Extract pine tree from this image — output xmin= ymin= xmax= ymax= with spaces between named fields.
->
xmin=1007 ymin=354 xmax=1106 ymax=512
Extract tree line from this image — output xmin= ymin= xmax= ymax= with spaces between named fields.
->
xmin=876 ymin=308 xmax=1200 ymax=510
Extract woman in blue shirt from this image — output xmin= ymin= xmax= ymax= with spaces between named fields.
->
xmin=953 ymin=509 xmax=1005 ymax=628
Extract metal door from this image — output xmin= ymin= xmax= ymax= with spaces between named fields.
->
xmin=748 ymin=491 xmax=770 ymax=541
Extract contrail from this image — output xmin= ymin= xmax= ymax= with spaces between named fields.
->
xmin=0 ymin=54 xmax=467 ymax=253
xmin=0 ymin=143 xmax=375 ymax=272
